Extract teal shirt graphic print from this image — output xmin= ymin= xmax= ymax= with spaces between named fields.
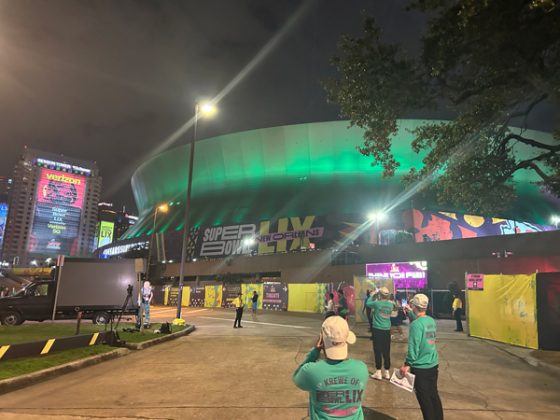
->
xmin=366 ymin=299 xmax=394 ymax=330
xmin=293 ymin=348 xmax=369 ymax=419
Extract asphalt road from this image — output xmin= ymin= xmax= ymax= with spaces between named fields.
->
xmin=0 ymin=306 xmax=559 ymax=419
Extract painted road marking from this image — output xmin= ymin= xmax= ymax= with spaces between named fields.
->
xmin=89 ymin=333 xmax=99 ymax=346
xmin=40 ymin=339 xmax=56 ymax=355
xmin=152 ymin=308 xmax=209 ymax=315
xmin=199 ymin=316 xmax=311 ymax=329
xmin=0 ymin=345 xmax=10 ymax=360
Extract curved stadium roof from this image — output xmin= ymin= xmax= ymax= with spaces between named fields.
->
xmin=124 ymin=120 xmax=557 ymax=239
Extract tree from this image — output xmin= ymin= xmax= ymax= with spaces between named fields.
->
xmin=324 ymin=0 xmax=560 ymax=215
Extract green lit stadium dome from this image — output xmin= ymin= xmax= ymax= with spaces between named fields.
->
xmin=124 ymin=120 xmax=557 ymax=240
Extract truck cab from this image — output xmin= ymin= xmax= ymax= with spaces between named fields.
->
xmin=0 ymin=281 xmax=54 ymax=325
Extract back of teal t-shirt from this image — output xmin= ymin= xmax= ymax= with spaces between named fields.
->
xmin=293 ymin=354 xmax=369 ymax=419
xmin=367 ymin=299 xmax=394 ymax=330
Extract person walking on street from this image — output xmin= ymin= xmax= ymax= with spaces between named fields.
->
xmin=363 ymin=290 xmax=373 ymax=331
xmin=452 ymin=294 xmax=463 ymax=332
xmin=337 ymin=289 xmax=349 ymax=320
xmin=251 ymin=290 xmax=259 ymax=319
xmin=366 ymin=287 xmax=395 ymax=380
xmin=400 ymin=294 xmax=444 ymax=420
xmin=293 ymin=316 xmax=369 ymax=419
xmin=325 ymin=292 xmax=336 ymax=318
xmin=233 ymin=292 xmax=244 ymax=328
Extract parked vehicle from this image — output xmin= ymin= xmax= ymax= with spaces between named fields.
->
xmin=0 ymin=259 xmax=139 ymax=326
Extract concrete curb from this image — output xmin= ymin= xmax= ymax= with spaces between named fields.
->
xmin=501 ymin=347 xmax=560 ymax=374
xmin=482 ymin=339 xmax=560 ymax=375
xmin=123 ymin=325 xmax=196 ymax=350
xmin=0 ymin=347 xmax=129 ymax=396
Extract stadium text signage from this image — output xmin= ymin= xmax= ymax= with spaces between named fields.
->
xmin=199 ymin=215 xmax=324 ymax=257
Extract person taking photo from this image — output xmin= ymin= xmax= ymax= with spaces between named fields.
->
xmin=293 ymin=316 xmax=369 ymax=419
xmin=400 ymin=294 xmax=443 ymax=420
xmin=366 ymin=287 xmax=395 ymax=380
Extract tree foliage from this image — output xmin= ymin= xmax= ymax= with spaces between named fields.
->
xmin=325 ymin=0 xmax=560 ymax=215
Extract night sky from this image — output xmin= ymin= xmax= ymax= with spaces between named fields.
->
xmin=0 ymin=1 xmax=554 ymax=213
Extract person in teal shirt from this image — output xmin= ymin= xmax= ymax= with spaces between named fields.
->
xmin=400 ymin=294 xmax=443 ymax=420
xmin=293 ymin=316 xmax=369 ymax=419
xmin=365 ymin=287 xmax=395 ymax=380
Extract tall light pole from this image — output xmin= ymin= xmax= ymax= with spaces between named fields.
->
xmin=146 ymin=203 xmax=169 ymax=281
xmin=176 ymin=101 xmax=217 ymax=320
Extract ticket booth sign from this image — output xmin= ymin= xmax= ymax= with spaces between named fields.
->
xmin=467 ymin=273 xmax=484 ymax=290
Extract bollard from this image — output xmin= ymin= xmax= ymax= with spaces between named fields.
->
xmin=75 ymin=311 xmax=82 ymax=335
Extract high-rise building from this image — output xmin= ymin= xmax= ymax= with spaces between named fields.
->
xmin=1 ymin=148 xmax=101 ymax=266
xmin=115 ymin=209 xmax=138 ymax=240
xmin=0 ymin=176 xmax=12 ymax=260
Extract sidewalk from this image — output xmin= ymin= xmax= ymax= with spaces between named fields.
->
xmin=356 ymin=317 xmax=560 ymax=374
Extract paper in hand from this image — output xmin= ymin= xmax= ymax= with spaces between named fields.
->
xmin=390 ymin=369 xmax=415 ymax=392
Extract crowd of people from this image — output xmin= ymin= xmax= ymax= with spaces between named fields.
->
xmin=294 ymin=289 xmax=449 ymax=420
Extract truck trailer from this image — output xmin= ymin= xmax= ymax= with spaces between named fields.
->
xmin=0 ymin=258 xmax=140 ymax=325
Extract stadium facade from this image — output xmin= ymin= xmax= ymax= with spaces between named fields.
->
xmin=98 ymin=120 xmax=560 ymax=287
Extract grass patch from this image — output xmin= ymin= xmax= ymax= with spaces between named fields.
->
xmin=0 ymin=323 xmax=187 ymax=345
xmin=0 ymin=324 xmax=108 ymax=345
xmin=0 ymin=345 xmax=115 ymax=380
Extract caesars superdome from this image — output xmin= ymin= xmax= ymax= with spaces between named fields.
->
xmin=109 ymin=120 xmax=557 ymax=259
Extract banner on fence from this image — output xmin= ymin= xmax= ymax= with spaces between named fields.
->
xmin=204 ymin=285 xmax=223 ymax=308
xmin=263 ymin=282 xmax=288 ymax=310
xmin=468 ymin=274 xmax=538 ymax=349
xmin=242 ymin=283 xmax=264 ymax=309
xmin=190 ymin=286 xmax=205 ymax=307
xmin=222 ymin=283 xmax=242 ymax=308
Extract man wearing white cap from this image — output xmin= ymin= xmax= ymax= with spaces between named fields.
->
xmin=400 ymin=294 xmax=443 ymax=420
xmin=293 ymin=316 xmax=369 ymax=419
xmin=365 ymin=286 xmax=395 ymax=380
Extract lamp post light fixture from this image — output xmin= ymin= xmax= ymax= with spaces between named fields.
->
xmin=551 ymin=215 xmax=560 ymax=229
xmin=176 ymin=101 xmax=218 ymax=321
xmin=368 ymin=210 xmax=387 ymax=245
xmin=146 ymin=203 xmax=169 ymax=281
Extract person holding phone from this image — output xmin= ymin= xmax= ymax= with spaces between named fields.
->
xmin=293 ymin=316 xmax=368 ymax=419
xmin=400 ymin=294 xmax=443 ymax=420
xmin=366 ymin=286 xmax=395 ymax=380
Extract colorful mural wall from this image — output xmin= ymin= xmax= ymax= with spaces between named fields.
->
xmin=407 ymin=209 xmax=554 ymax=243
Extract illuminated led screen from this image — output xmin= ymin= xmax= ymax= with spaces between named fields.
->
xmin=0 ymin=203 xmax=8 ymax=252
xmin=28 ymin=169 xmax=87 ymax=255
xmin=366 ymin=261 xmax=428 ymax=289
xmin=97 ymin=221 xmax=114 ymax=248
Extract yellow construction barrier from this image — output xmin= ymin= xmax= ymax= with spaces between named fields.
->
xmin=163 ymin=287 xmax=170 ymax=306
xmin=181 ymin=286 xmax=191 ymax=307
xmin=287 ymin=283 xmax=328 ymax=313
xmin=468 ymin=274 xmax=538 ymax=349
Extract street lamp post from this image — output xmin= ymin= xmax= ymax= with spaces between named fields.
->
xmin=142 ymin=203 xmax=168 ymax=331
xmin=146 ymin=203 xmax=169 ymax=280
xmin=368 ymin=211 xmax=387 ymax=245
xmin=176 ymin=102 xmax=217 ymax=320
